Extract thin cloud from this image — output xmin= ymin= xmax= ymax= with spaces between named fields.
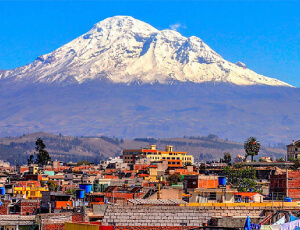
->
xmin=169 ymin=23 xmax=186 ymax=31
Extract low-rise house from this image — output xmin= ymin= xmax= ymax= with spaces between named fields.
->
xmin=41 ymin=191 xmax=73 ymax=213
xmin=103 ymin=186 xmax=144 ymax=204
xmin=287 ymin=140 xmax=300 ymax=160
xmin=184 ymin=174 xmax=219 ymax=191
xmin=190 ymin=187 xmax=237 ymax=203
xmin=234 ymin=192 xmax=264 ymax=203
xmin=234 ymin=155 xmax=244 ymax=163
xmin=259 ymin=156 xmax=273 ymax=162
xmin=14 ymin=183 xmax=48 ymax=199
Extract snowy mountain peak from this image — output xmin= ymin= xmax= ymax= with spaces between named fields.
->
xmin=91 ymin=16 xmax=158 ymax=34
xmin=0 ymin=16 xmax=292 ymax=87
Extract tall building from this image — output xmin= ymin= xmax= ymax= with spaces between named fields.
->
xmin=287 ymin=140 xmax=300 ymax=160
xmin=122 ymin=145 xmax=194 ymax=167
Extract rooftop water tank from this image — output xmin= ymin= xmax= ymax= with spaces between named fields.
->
xmin=218 ymin=176 xmax=226 ymax=186
xmin=75 ymin=189 xmax=85 ymax=199
xmin=284 ymin=197 xmax=292 ymax=202
xmin=79 ymin=184 xmax=93 ymax=193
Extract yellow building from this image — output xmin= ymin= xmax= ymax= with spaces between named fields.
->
xmin=29 ymin=166 xmax=39 ymax=175
xmin=123 ymin=145 xmax=194 ymax=167
xmin=151 ymin=145 xmax=194 ymax=167
xmin=14 ymin=185 xmax=48 ymax=199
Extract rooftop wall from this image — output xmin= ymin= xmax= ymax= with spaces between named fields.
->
xmin=102 ymin=205 xmax=264 ymax=227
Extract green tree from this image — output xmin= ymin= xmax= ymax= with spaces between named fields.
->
xmin=77 ymin=160 xmax=91 ymax=166
xmin=291 ymin=159 xmax=300 ymax=170
xmin=223 ymin=152 xmax=232 ymax=165
xmin=277 ymin=158 xmax=285 ymax=162
xmin=224 ymin=165 xmax=257 ymax=192
xmin=27 ymin=154 xmax=34 ymax=166
xmin=47 ymin=180 xmax=59 ymax=191
xmin=289 ymin=157 xmax=295 ymax=161
xmin=244 ymin=137 xmax=260 ymax=162
xmin=66 ymin=188 xmax=76 ymax=197
xmin=35 ymin=138 xmax=51 ymax=166
xmin=167 ymin=173 xmax=181 ymax=185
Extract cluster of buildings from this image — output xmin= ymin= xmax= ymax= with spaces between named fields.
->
xmin=0 ymin=142 xmax=299 ymax=229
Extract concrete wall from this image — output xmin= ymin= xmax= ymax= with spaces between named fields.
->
xmin=102 ymin=205 xmax=264 ymax=227
xmin=160 ymin=188 xmax=182 ymax=199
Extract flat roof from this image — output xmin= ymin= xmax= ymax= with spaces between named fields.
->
xmin=194 ymin=188 xmax=237 ymax=193
xmin=244 ymin=162 xmax=294 ymax=167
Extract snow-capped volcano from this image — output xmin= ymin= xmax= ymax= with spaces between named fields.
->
xmin=0 ymin=16 xmax=292 ymax=86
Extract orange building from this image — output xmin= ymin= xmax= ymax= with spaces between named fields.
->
xmin=184 ymin=175 xmax=219 ymax=189
xmin=123 ymin=145 xmax=194 ymax=168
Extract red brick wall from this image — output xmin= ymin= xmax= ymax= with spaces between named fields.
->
xmin=270 ymin=171 xmax=300 ymax=200
xmin=72 ymin=214 xmax=84 ymax=222
xmin=0 ymin=200 xmax=10 ymax=215
xmin=20 ymin=200 xmax=41 ymax=215
xmin=106 ymin=192 xmax=143 ymax=203
xmin=42 ymin=223 xmax=65 ymax=230
xmin=287 ymin=171 xmax=300 ymax=199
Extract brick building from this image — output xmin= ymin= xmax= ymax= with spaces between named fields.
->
xmin=20 ymin=199 xmax=41 ymax=215
xmin=270 ymin=170 xmax=300 ymax=200
xmin=184 ymin=175 xmax=219 ymax=190
xmin=287 ymin=140 xmax=300 ymax=160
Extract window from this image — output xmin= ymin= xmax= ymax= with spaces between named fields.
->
xmin=177 ymin=157 xmax=180 ymax=160
xmin=169 ymin=153 xmax=172 ymax=155
xmin=177 ymin=162 xmax=180 ymax=165
xmin=172 ymin=157 xmax=175 ymax=160
xmin=162 ymin=157 xmax=165 ymax=159
xmin=167 ymin=157 xmax=170 ymax=160
xmin=172 ymin=162 xmax=175 ymax=165
xmin=208 ymin=193 xmax=216 ymax=200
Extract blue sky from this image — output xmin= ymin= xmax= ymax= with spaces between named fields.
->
xmin=0 ymin=1 xmax=299 ymax=86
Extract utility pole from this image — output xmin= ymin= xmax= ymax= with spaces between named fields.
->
xmin=158 ymin=180 xmax=161 ymax=199
xmin=286 ymin=167 xmax=289 ymax=197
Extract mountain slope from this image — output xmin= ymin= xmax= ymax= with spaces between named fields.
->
xmin=0 ymin=16 xmax=291 ymax=86
xmin=0 ymin=83 xmax=298 ymax=143
xmin=0 ymin=132 xmax=286 ymax=165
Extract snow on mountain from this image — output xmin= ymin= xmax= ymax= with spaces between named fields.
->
xmin=0 ymin=16 xmax=292 ymax=87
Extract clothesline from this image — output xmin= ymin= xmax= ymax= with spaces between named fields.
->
xmin=246 ymin=215 xmax=300 ymax=230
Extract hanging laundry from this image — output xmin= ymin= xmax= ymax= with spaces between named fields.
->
xmin=261 ymin=225 xmax=272 ymax=230
xmin=261 ymin=224 xmax=281 ymax=230
xmin=271 ymin=224 xmax=281 ymax=230
xmin=281 ymin=219 xmax=300 ymax=230
xmin=290 ymin=215 xmax=299 ymax=222
xmin=273 ymin=217 xmax=286 ymax=225
xmin=245 ymin=216 xmax=252 ymax=230
xmin=271 ymin=225 xmax=281 ymax=230
xmin=251 ymin=223 xmax=261 ymax=229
